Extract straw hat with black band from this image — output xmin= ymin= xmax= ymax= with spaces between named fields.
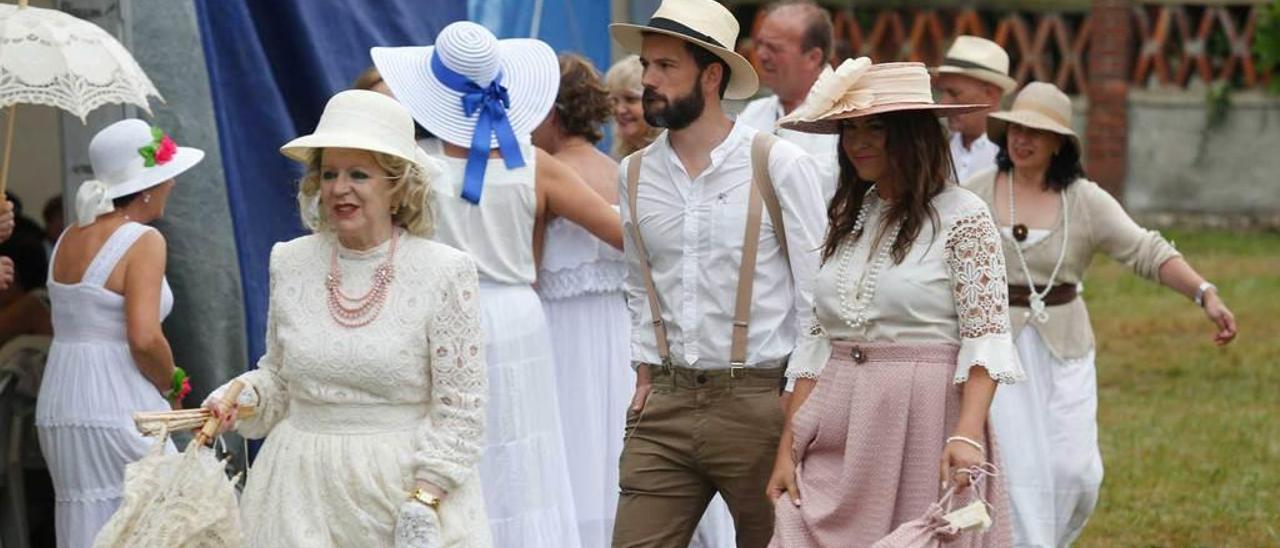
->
xmin=931 ymin=35 xmax=1018 ymax=95
xmin=609 ymin=0 xmax=759 ymax=100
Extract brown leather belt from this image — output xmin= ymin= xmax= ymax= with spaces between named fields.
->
xmin=1008 ymin=283 xmax=1077 ymax=307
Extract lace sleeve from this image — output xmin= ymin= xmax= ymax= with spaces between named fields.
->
xmin=413 ymin=255 xmax=487 ymax=492
xmin=945 ymin=208 xmax=1024 ymax=385
xmin=234 ymin=244 xmax=290 ymax=439
xmin=783 ymin=313 xmax=833 ymax=391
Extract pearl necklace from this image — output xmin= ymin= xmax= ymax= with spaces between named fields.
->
xmin=1007 ymin=170 xmax=1069 ymax=323
xmin=835 ymin=191 xmax=902 ymax=330
xmin=326 ymin=230 xmax=399 ymax=328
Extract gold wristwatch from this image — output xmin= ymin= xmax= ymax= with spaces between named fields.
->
xmin=409 ymin=487 xmax=441 ymax=509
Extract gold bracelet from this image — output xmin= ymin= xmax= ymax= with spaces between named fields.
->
xmin=946 ymin=435 xmax=986 ymax=455
xmin=409 ymin=487 xmax=441 ymax=509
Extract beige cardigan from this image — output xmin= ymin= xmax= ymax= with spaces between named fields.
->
xmin=965 ymin=170 xmax=1182 ymax=360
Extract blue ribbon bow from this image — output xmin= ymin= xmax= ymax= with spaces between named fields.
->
xmin=431 ymin=53 xmax=526 ymax=204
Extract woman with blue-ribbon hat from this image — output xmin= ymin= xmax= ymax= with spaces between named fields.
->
xmin=373 ymin=21 xmax=623 ymax=548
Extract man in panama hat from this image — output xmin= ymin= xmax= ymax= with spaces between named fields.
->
xmin=932 ymin=35 xmax=1018 ymax=183
xmin=610 ymin=0 xmax=827 ymax=545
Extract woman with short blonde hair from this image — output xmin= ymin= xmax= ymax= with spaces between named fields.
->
xmin=604 ymin=55 xmax=660 ymax=159
xmin=296 ymin=147 xmax=435 ymax=238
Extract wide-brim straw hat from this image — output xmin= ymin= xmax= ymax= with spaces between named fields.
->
xmin=987 ymin=82 xmax=1080 ymax=150
xmin=75 ymin=119 xmax=204 ymax=226
xmin=778 ymin=57 xmax=988 ymax=134
xmin=931 ymin=35 xmax=1017 ymax=94
xmin=371 ymin=21 xmax=558 ymax=149
xmin=280 ymin=89 xmax=434 ymax=168
xmin=610 ymin=0 xmax=759 ymax=100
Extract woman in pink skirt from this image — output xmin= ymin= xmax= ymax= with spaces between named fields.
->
xmin=765 ymin=57 xmax=1026 ymax=547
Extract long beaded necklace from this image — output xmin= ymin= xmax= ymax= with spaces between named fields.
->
xmin=1007 ymin=170 xmax=1069 ymax=323
xmin=835 ymin=190 xmax=903 ymax=330
xmin=326 ymin=229 xmax=399 ymax=328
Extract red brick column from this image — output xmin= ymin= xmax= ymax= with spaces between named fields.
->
xmin=1086 ymin=0 xmax=1132 ymax=197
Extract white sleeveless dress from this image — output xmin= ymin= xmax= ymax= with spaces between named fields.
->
xmin=537 ymin=215 xmax=632 ymax=547
xmin=425 ymin=140 xmax=583 ymax=548
xmin=36 ymin=222 xmax=176 ymax=548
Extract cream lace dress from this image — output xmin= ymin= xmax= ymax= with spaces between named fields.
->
xmin=222 ymin=232 xmax=491 ymax=547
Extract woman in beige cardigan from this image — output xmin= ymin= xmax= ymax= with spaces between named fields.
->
xmin=963 ymin=82 xmax=1237 ymax=547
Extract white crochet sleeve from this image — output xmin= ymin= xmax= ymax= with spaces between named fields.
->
xmin=946 ymin=208 xmax=1025 ymax=385
xmin=412 ymin=254 xmax=487 ymax=492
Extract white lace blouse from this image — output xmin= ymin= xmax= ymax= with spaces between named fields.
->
xmin=234 ymin=232 xmax=487 ymax=493
xmin=787 ymin=185 xmax=1025 ymax=385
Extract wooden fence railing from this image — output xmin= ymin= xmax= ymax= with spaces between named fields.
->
xmin=735 ymin=2 xmax=1274 ymax=94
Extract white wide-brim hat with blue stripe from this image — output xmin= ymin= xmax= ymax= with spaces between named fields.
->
xmin=74 ymin=119 xmax=204 ymax=226
xmin=370 ymin=21 xmax=559 ymax=151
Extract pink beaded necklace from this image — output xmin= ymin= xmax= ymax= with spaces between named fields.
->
xmin=326 ymin=230 xmax=399 ymax=328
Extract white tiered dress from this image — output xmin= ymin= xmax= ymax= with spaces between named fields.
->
xmin=224 ymin=232 xmax=491 ymax=547
xmin=425 ymin=140 xmax=583 ymax=548
xmin=538 ymin=215 xmax=632 ymax=547
xmin=36 ymin=222 xmax=176 ymax=548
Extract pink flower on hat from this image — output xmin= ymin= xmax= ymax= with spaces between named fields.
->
xmin=154 ymin=135 xmax=177 ymax=165
xmin=137 ymin=126 xmax=179 ymax=167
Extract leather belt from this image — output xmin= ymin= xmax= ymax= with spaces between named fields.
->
xmin=1008 ymin=283 xmax=1077 ymax=307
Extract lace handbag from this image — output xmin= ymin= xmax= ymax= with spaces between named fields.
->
xmin=870 ymin=464 xmax=1000 ymax=548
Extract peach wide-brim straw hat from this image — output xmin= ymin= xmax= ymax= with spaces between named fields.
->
xmin=779 ymin=57 xmax=988 ymax=134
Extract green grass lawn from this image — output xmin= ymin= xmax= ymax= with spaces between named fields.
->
xmin=1074 ymin=230 xmax=1280 ymax=547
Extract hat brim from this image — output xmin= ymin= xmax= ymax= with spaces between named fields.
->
xmin=931 ymin=66 xmax=1018 ymax=95
xmin=609 ymin=23 xmax=759 ymax=100
xmin=987 ymin=110 xmax=1080 ymax=150
xmin=279 ymin=132 xmax=426 ymax=168
xmin=106 ymin=146 xmax=204 ymax=199
xmin=780 ymin=102 xmax=989 ymax=135
xmin=371 ymin=40 xmax=559 ymax=150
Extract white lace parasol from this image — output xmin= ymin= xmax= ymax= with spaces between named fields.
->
xmin=0 ymin=0 xmax=162 ymax=194
xmin=93 ymin=382 xmax=248 ymax=548
xmin=0 ymin=0 xmax=160 ymax=118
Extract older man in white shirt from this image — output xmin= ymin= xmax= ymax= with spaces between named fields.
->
xmin=932 ymin=35 xmax=1018 ymax=183
xmin=735 ymin=0 xmax=838 ymax=203
xmin=609 ymin=0 xmax=826 ymax=546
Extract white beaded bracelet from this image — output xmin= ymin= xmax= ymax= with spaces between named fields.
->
xmin=946 ymin=435 xmax=986 ymax=455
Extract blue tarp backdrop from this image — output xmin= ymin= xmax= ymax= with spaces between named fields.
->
xmin=193 ymin=0 xmax=611 ymax=365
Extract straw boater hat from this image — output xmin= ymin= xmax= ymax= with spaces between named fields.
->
xmin=75 ymin=119 xmax=204 ymax=226
xmin=778 ymin=57 xmax=988 ymax=134
xmin=280 ymin=89 xmax=434 ymax=169
xmin=370 ymin=21 xmax=557 ymax=203
xmin=610 ymin=0 xmax=759 ymax=100
xmin=931 ymin=35 xmax=1017 ymax=95
xmin=987 ymin=82 xmax=1080 ymax=151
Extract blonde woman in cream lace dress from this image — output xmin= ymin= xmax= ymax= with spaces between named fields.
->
xmin=206 ymin=90 xmax=490 ymax=547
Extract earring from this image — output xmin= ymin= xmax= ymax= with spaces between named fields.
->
xmin=143 ymin=193 xmax=151 ymax=204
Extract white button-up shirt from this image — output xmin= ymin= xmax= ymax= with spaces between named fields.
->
xmin=950 ymin=131 xmax=998 ymax=184
xmin=736 ymin=95 xmax=840 ymax=204
xmin=619 ymin=122 xmax=826 ymax=370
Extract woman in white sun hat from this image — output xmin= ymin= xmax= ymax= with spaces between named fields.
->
xmin=204 ymin=90 xmax=491 ymax=547
xmin=965 ymin=81 xmax=1237 ymax=547
xmin=35 ymin=118 xmax=203 ymax=547
xmin=373 ymin=21 xmax=622 ymax=548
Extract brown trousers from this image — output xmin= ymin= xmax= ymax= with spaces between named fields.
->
xmin=612 ymin=365 xmax=785 ymax=548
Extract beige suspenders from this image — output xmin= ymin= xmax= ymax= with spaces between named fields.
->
xmin=626 ymin=132 xmax=786 ymax=371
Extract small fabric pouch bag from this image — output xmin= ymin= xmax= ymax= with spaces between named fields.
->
xmin=870 ymin=464 xmax=1000 ymax=548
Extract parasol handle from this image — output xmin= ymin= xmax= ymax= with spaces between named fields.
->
xmin=195 ymin=380 xmax=244 ymax=446
xmin=0 ymin=105 xmax=15 ymax=198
